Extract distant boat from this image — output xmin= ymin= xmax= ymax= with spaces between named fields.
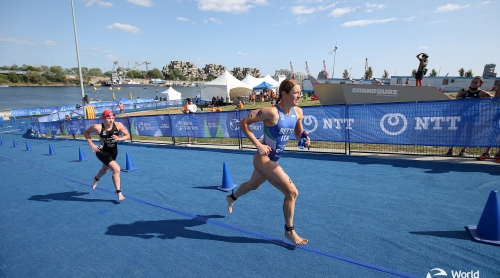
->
xmin=0 ymin=84 xmax=9 ymax=88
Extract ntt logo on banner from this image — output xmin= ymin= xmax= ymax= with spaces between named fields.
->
xmin=426 ymin=268 xmax=480 ymax=278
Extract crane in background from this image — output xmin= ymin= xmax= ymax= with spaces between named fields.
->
xmin=110 ymin=61 xmax=151 ymax=85
xmin=290 ymin=62 xmax=296 ymax=80
xmin=305 ymin=61 xmax=311 ymax=76
xmin=328 ymin=43 xmax=337 ymax=78
xmin=323 ymin=60 xmax=329 ymax=79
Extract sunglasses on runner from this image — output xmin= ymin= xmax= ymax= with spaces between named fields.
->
xmin=103 ymin=113 xmax=115 ymax=119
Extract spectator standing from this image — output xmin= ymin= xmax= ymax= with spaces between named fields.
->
xmin=118 ymin=103 xmax=124 ymax=115
xmin=186 ymin=98 xmax=198 ymax=144
xmin=446 ymin=76 xmax=492 ymax=156
xmin=477 ymin=85 xmax=500 ymax=161
xmin=65 ymin=115 xmax=76 ymax=139
xmin=415 ymin=53 xmax=428 ymax=87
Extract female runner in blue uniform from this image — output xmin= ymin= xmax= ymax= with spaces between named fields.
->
xmin=226 ymin=79 xmax=310 ymax=245
xmin=84 ymin=110 xmax=130 ymax=201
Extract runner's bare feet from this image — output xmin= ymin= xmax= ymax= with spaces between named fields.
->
xmin=226 ymin=195 xmax=234 ymax=213
xmin=92 ymin=177 xmax=98 ymax=190
xmin=117 ymin=192 xmax=125 ymax=201
xmin=285 ymin=230 xmax=308 ymax=245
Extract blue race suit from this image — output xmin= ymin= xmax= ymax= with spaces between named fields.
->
xmin=261 ymin=105 xmax=297 ymax=162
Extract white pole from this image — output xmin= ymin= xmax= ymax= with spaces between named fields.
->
xmin=71 ymin=0 xmax=86 ymax=119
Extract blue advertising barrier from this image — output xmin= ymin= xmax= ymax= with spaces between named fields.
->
xmin=30 ymin=98 xmax=500 ymax=147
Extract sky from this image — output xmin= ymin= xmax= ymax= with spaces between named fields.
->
xmin=0 ymin=0 xmax=499 ymax=79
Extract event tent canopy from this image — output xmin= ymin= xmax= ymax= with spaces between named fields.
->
xmin=241 ymin=74 xmax=263 ymax=88
xmin=253 ymin=81 xmax=273 ymax=91
xmin=200 ymin=70 xmax=252 ymax=102
xmin=160 ymin=86 xmax=182 ymax=101
xmin=262 ymin=75 xmax=279 ymax=86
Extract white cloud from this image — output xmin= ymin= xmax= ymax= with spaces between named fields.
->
xmin=106 ymin=23 xmax=141 ymax=33
xmin=291 ymin=5 xmax=316 ymax=14
xmin=84 ymin=0 xmax=113 ymax=7
xmin=340 ymin=17 xmax=396 ymax=27
xmin=419 ymin=46 xmax=428 ymax=49
xmin=404 ymin=16 xmax=416 ymax=21
xmin=0 ymin=37 xmax=37 ymax=45
xmin=328 ymin=7 xmax=357 ymax=17
xmin=126 ymin=0 xmax=153 ymax=7
xmin=43 ymin=40 xmax=57 ymax=46
xmin=204 ymin=17 xmax=221 ymax=24
xmin=429 ymin=20 xmax=450 ymax=24
xmin=295 ymin=16 xmax=308 ymax=25
xmin=482 ymin=1 xmax=490 ymax=4
xmin=197 ymin=0 xmax=268 ymax=13
xmin=317 ymin=3 xmax=336 ymax=11
xmin=296 ymin=0 xmax=325 ymax=3
xmin=366 ymin=3 xmax=385 ymax=10
xmin=177 ymin=17 xmax=190 ymax=21
xmin=237 ymin=51 xmax=249 ymax=56
xmin=434 ymin=3 xmax=469 ymax=13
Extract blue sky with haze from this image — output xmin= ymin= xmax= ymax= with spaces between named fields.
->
xmin=0 ymin=0 xmax=498 ymax=79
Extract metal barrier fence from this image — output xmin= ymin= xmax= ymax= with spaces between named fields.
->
xmin=30 ymin=98 xmax=500 ymax=159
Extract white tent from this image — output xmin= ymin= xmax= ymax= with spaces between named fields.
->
xmin=271 ymin=74 xmax=286 ymax=90
xmin=200 ymin=70 xmax=252 ymax=102
xmin=262 ymin=75 xmax=279 ymax=86
xmin=241 ymin=74 xmax=263 ymax=88
xmin=160 ymin=86 xmax=182 ymax=100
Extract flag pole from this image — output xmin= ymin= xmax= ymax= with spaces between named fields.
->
xmin=71 ymin=0 xmax=86 ymax=119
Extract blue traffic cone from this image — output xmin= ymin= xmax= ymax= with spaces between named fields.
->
xmin=0 ymin=122 xmax=4 ymax=127
xmin=217 ymin=162 xmax=238 ymax=191
xmin=466 ymin=190 xmax=500 ymax=246
xmin=31 ymin=117 xmax=35 ymax=121
xmin=121 ymin=152 xmax=137 ymax=172
xmin=48 ymin=144 xmax=56 ymax=156
xmin=78 ymin=147 xmax=87 ymax=162
xmin=0 ymin=138 xmax=4 ymax=145
xmin=13 ymin=140 xmax=18 ymax=148
xmin=26 ymin=142 xmax=32 ymax=151
xmin=19 ymin=125 xmax=21 ymax=130
xmin=20 ymin=126 xmax=24 ymax=131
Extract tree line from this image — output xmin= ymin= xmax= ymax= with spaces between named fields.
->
xmin=0 ymin=64 xmax=163 ymax=85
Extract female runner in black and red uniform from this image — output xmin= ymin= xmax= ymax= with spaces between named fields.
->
xmin=84 ymin=110 xmax=130 ymax=201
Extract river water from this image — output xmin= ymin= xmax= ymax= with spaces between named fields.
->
xmin=0 ymin=85 xmax=200 ymax=113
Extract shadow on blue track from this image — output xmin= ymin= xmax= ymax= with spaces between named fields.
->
xmin=105 ymin=214 xmax=296 ymax=250
xmin=28 ymin=191 xmax=120 ymax=204
xmin=409 ymin=230 xmax=472 ymax=240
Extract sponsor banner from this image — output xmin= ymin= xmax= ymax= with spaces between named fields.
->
xmin=170 ymin=113 xmax=201 ymax=138
xmin=63 ymin=119 xmax=86 ymax=135
xmin=236 ymin=110 xmax=263 ymax=139
xmin=301 ymin=105 xmax=348 ymax=142
xmin=26 ymin=98 xmax=500 ymax=146
xmin=347 ymin=98 xmax=500 ymax=146
xmin=129 ymin=115 xmax=171 ymax=137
